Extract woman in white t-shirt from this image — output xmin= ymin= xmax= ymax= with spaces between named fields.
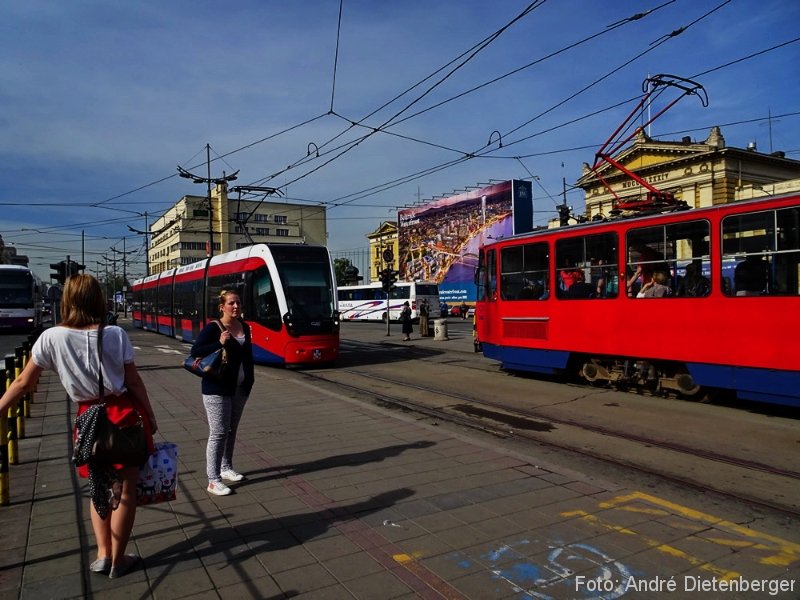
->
xmin=0 ymin=274 xmax=158 ymax=579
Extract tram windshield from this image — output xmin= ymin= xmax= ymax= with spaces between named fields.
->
xmin=277 ymin=262 xmax=335 ymax=319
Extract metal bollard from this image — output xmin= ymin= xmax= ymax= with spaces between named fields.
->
xmin=4 ymin=356 xmax=17 ymax=466
xmin=14 ymin=349 xmax=25 ymax=439
xmin=21 ymin=341 xmax=32 ymax=417
xmin=0 ymin=367 xmax=8 ymax=505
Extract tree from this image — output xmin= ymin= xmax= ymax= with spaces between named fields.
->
xmin=333 ymin=258 xmax=353 ymax=287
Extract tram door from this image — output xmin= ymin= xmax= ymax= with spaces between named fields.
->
xmin=475 ymin=248 xmax=498 ymax=345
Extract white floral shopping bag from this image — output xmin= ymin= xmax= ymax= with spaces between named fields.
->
xmin=137 ymin=442 xmax=178 ymax=506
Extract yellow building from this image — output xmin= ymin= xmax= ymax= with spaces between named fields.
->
xmin=148 ymin=183 xmax=327 ymax=274
xmin=366 ymin=221 xmax=398 ymax=282
xmin=576 ymin=127 xmax=800 ymax=220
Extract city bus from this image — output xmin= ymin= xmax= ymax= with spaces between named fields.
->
xmin=337 ymin=281 xmax=440 ymax=322
xmin=0 ymin=265 xmax=43 ymax=331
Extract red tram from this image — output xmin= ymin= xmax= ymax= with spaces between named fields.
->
xmin=474 ymin=194 xmax=800 ymax=407
xmin=132 ymin=243 xmax=339 ymax=366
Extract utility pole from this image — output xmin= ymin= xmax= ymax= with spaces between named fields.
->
xmin=177 ymin=146 xmax=239 ymax=259
xmin=110 ymin=240 xmax=135 ymax=317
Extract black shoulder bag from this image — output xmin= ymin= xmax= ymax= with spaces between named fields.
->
xmin=92 ymin=326 xmax=149 ymax=467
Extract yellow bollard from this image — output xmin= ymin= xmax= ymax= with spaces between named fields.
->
xmin=5 ymin=357 xmax=17 ymax=466
xmin=21 ymin=341 xmax=32 ymax=418
xmin=14 ymin=349 xmax=25 ymax=440
xmin=0 ymin=367 xmax=9 ymax=505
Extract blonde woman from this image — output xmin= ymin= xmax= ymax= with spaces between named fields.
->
xmin=190 ymin=290 xmax=254 ymax=496
xmin=0 ymin=274 xmax=157 ymax=579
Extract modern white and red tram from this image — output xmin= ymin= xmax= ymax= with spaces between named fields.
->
xmin=474 ymin=194 xmax=800 ymax=407
xmin=132 ymin=243 xmax=339 ymax=366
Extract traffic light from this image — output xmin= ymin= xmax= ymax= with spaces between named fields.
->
xmin=380 ymin=268 xmax=398 ymax=292
xmin=558 ymin=204 xmax=571 ymax=227
xmin=50 ymin=261 xmax=67 ymax=284
xmin=66 ymin=260 xmax=85 ymax=277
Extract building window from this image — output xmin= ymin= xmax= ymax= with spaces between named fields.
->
xmin=276 ymin=228 xmax=289 ymax=237
xmin=255 ymin=228 xmax=269 ymax=236
xmin=274 ymin=215 xmax=287 ymax=224
xmin=253 ymin=213 xmax=268 ymax=223
xmin=193 ymin=209 xmax=208 ymax=218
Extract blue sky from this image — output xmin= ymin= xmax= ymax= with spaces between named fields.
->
xmin=2 ymin=0 xmax=799 ymax=281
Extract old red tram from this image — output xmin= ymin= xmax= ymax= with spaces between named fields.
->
xmin=474 ymin=193 xmax=800 ymax=407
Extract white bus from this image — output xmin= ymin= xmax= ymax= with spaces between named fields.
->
xmin=337 ymin=281 xmax=440 ymax=322
xmin=0 ymin=265 xmax=44 ymax=331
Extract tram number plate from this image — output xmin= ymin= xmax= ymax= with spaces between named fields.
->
xmin=312 ymin=349 xmax=322 ymax=360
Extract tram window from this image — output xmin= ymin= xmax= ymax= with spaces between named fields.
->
xmin=251 ymin=266 xmax=281 ymax=331
xmin=501 ymin=242 xmax=548 ymax=300
xmin=207 ymin=274 xmax=247 ymax=323
xmin=555 ymin=233 xmax=617 ymax=299
xmin=722 ymin=207 xmax=800 ymax=296
xmin=476 ymin=251 xmax=486 ymax=300
xmin=487 ymin=249 xmax=497 ymax=300
xmin=627 ymin=220 xmax=710 ymax=298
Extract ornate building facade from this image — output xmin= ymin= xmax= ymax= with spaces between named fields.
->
xmin=576 ymin=127 xmax=800 ymax=220
xmin=366 ymin=221 xmax=398 ymax=282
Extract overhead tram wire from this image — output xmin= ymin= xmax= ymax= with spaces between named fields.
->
xmin=690 ymin=35 xmax=800 ymax=79
xmin=36 ymin=0 xmax=791 ymax=235
xmin=320 ymin=11 xmax=787 ymax=213
xmin=255 ymin=0 xmax=676 ymax=191
xmin=388 ymin=0 xmax=677 ymax=129
xmin=245 ymin=1 xmax=550 ymax=189
xmin=465 ymin=0 xmax=734 ymax=158
xmin=329 ymin=0 xmax=344 ymax=114
xmin=308 ymin=8 xmax=719 ymax=210
xmin=250 ymin=1 xmax=710 ymax=204
xmin=56 ymin=1 xmax=683 ymax=218
xmin=245 ymin=1 xmax=547 ymax=191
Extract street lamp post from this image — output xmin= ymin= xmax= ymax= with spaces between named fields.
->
xmin=177 ymin=145 xmax=239 ymax=258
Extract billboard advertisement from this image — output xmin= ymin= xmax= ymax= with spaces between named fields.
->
xmin=397 ymin=180 xmax=532 ymax=304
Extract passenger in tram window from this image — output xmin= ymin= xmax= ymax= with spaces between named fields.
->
xmin=558 ymin=263 xmax=583 ymax=295
xmin=519 ymin=281 xmax=544 ymax=300
xmin=567 ymin=270 xmax=595 ymax=298
xmin=676 ymin=261 xmax=710 ymax=297
xmin=636 ymin=270 xmax=672 ymax=298
xmin=590 ymin=259 xmax=605 ymax=296
xmin=603 ymin=267 xmax=620 ymax=298
xmin=734 ymin=256 xmax=768 ymax=296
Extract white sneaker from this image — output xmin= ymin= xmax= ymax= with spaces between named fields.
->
xmin=220 ymin=469 xmax=245 ymax=482
xmin=207 ymin=481 xmax=232 ymax=496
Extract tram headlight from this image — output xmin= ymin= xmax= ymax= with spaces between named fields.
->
xmin=333 ymin=310 xmax=340 ymax=332
xmin=283 ymin=312 xmax=297 ymax=337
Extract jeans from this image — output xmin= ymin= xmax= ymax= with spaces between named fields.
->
xmin=202 ymin=388 xmax=248 ymax=482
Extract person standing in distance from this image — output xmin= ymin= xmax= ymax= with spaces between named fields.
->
xmin=0 ymin=274 xmax=158 ymax=579
xmin=418 ymin=298 xmax=430 ymax=337
xmin=191 ymin=290 xmax=254 ymax=496
xmin=400 ymin=300 xmax=413 ymax=341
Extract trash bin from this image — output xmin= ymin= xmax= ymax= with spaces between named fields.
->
xmin=433 ymin=319 xmax=449 ymax=341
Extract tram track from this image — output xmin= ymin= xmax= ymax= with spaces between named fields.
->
xmin=298 ymin=364 xmax=800 ymax=519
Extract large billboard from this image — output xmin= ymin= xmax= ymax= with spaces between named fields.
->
xmin=397 ymin=179 xmax=532 ymax=304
